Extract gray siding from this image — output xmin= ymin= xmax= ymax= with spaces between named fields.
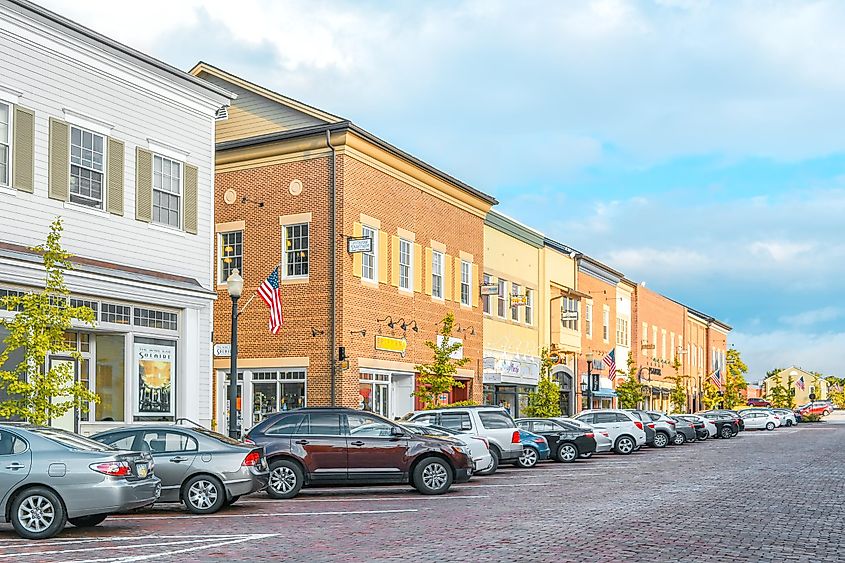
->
xmin=200 ymin=73 xmax=327 ymax=142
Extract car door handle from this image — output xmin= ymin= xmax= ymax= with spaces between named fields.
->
xmin=294 ymin=440 xmax=309 ymax=445
xmin=169 ymin=456 xmax=189 ymax=463
xmin=5 ymin=462 xmax=25 ymax=470
xmin=350 ymin=441 xmax=365 ymax=446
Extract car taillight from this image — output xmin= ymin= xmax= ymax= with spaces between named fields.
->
xmin=667 ymin=420 xmax=676 ymax=426
xmin=243 ymin=437 xmax=256 ymax=445
xmin=534 ymin=437 xmax=546 ymax=444
xmin=90 ymin=461 xmax=131 ymax=477
xmin=634 ymin=421 xmax=643 ymax=430
xmin=601 ymin=431 xmax=609 ymax=437
xmin=512 ymin=430 xmax=520 ymax=443
xmin=647 ymin=423 xmax=655 ymax=429
xmin=242 ymin=451 xmax=261 ymax=467
xmin=585 ymin=432 xmax=594 ymax=438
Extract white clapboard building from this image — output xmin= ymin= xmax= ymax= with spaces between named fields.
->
xmin=0 ymin=0 xmax=232 ymax=433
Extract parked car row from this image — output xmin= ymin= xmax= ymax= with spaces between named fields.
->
xmin=0 ymin=401 xmax=809 ymax=540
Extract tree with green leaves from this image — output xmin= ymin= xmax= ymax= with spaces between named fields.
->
xmin=723 ymin=348 xmax=748 ymax=409
xmin=523 ymin=348 xmax=561 ymax=417
xmin=825 ymin=376 xmax=845 ymax=408
xmin=616 ymin=351 xmax=644 ymax=409
xmin=702 ymin=379 xmax=722 ymax=409
xmin=414 ymin=312 xmax=470 ymax=410
xmin=666 ymin=355 xmax=687 ymax=413
xmin=766 ymin=372 xmax=796 ymax=409
xmin=0 ymin=218 xmax=99 ymax=424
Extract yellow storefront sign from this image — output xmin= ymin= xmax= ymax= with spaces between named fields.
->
xmin=374 ymin=335 xmax=408 ymax=356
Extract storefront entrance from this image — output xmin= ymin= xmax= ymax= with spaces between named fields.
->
xmin=220 ymin=369 xmax=307 ymax=433
xmin=358 ymin=370 xmax=415 ymax=420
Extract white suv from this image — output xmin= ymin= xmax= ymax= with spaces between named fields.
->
xmin=402 ymin=407 xmax=523 ymax=472
xmin=575 ymin=409 xmax=647 ymax=455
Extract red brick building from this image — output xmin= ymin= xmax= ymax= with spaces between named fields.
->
xmin=191 ymin=64 xmax=496 ymax=430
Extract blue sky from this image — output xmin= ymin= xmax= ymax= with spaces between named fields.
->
xmin=43 ymin=0 xmax=845 ymax=380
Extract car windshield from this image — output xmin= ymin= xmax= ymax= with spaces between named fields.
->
xmin=29 ymin=427 xmax=114 ymax=451
xmin=191 ymin=427 xmax=245 ymax=446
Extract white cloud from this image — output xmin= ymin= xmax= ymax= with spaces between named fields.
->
xmin=749 ymin=241 xmax=814 ymax=262
xmin=779 ymin=307 xmax=843 ymax=326
xmin=732 ymin=330 xmax=845 ymax=381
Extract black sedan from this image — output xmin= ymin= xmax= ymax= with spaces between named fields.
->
xmin=696 ymin=411 xmax=742 ymax=438
xmin=515 ymin=418 xmax=596 ymax=462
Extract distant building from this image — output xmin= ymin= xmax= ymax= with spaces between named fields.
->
xmin=762 ymin=367 xmax=829 ymax=406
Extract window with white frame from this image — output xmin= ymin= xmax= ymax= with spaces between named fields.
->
xmin=361 ymin=226 xmax=377 ymax=281
xmin=497 ymin=278 xmax=507 ymax=318
xmin=561 ymin=297 xmax=578 ymax=331
xmin=482 ymin=273 xmax=493 ymax=314
xmin=219 ymin=230 xmax=243 ymax=284
xmin=431 ymin=250 xmax=444 ymax=299
xmin=525 ymin=288 xmax=534 ymax=325
xmin=70 ymin=126 xmax=105 ymax=209
xmin=460 ymin=260 xmax=471 ymax=306
xmin=0 ymin=102 xmax=9 ymax=187
xmin=511 ymin=282 xmax=521 ymax=321
xmin=399 ymin=239 xmax=412 ymax=291
xmin=616 ymin=317 xmax=629 ymax=346
xmin=283 ymin=223 xmax=309 ymax=278
xmin=153 ymin=154 xmax=182 ymax=228
xmin=585 ymin=302 xmax=593 ymax=338
xmin=602 ymin=307 xmax=610 ymax=341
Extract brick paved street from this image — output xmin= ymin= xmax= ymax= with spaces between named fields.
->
xmin=3 ymin=420 xmax=844 ymax=562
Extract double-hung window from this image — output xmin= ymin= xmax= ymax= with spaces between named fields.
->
xmin=460 ymin=260 xmax=471 ymax=306
xmin=585 ymin=303 xmax=593 ymax=338
xmin=511 ymin=283 xmax=521 ymax=321
xmin=497 ymin=278 xmax=507 ymax=318
xmin=431 ymin=250 xmax=444 ymax=299
xmin=525 ymin=288 xmax=534 ymax=325
xmin=153 ymin=155 xmax=182 ymax=228
xmin=283 ymin=223 xmax=309 ymax=278
xmin=603 ymin=308 xmax=610 ymax=341
xmin=399 ymin=239 xmax=412 ymax=291
xmin=70 ymin=126 xmax=105 ymax=209
xmin=361 ymin=226 xmax=377 ymax=282
xmin=219 ymin=230 xmax=243 ymax=283
xmin=0 ymin=102 xmax=9 ymax=187
xmin=482 ymin=273 xmax=492 ymax=314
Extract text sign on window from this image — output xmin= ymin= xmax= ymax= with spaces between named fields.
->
xmin=347 ymin=237 xmax=373 ymax=253
xmin=134 ymin=340 xmax=176 ymax=417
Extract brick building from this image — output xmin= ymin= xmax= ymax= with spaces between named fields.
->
xmin=190 ymin=64 xmax=496 ymax=430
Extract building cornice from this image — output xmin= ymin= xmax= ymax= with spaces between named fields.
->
xmin=484 ymin=210 xmax=544 ymax=248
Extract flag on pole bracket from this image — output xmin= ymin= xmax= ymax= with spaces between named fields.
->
xmin=603 ymin=349 xmax=617 ymax=380
xmin=257 ymin=267 xmax=284 ymax=334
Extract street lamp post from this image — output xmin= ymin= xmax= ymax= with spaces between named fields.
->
xmin=586 ymin=355 xmax=594 ymax=411
xmin=226 ymin=269 xmax=244 ymax=439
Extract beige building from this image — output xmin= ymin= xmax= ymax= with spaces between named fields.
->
xmin=762 ymin=366 xmax=829 ymax=406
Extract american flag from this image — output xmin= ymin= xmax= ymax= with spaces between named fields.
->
xmin=257 ymin=267 xmax=284 ymax=334
xmin=796 ymin=376 xmax=805 ymax=391
xmin=603 ymin=349 xmax=617 ymax=380
xmin=710 ymin=365 xmax=722 ymax=387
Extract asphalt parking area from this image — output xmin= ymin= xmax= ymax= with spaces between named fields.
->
xmin=3 ymin=421 xmax=845 ymax=562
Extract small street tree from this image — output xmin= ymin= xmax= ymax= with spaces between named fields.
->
xmin=723 ymin=348 xmax=748 ymax=408
xmin=414 ymin=312 xmax=470 ymax=409
xmin=666 ymin=355 xmax=687 ymax=413
xmin=0 ymin=218 xmax=98 ymax=424
xmin=701 ymin=379 xmax=722 ymax=410
xmin=825 ymin=376 xmax=845 ymax=408
xmin=766 ymin=372 xmax=796 ymax=409
xmin=523 ymin=348 xmax=561 ymax=417
xmin=616 ymin=352 xmax=644 ymax=409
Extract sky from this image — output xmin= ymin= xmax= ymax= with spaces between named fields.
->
xmin=39 ymin=0 xmax=845 ymax=381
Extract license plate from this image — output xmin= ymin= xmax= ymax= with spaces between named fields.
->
xmin=136 ymin=463 xmax=149 ymax=478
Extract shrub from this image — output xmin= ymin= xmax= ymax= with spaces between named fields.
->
xmin=801 ymin=413 xmax=822 ymax=423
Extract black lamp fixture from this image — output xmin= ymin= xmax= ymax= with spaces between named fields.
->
xmin=579 ymin=380 xmax=588 ymax=393
xmin=240 ymin=195 xmax=264 ymax=208
xmin=377 ymin=316 xmax=398 ymax=329
xmin=349 ymin=329 xmax=367 ymax=337
xmin=401 ymin=320 xmax=419 ymax=333
xmin=310 ymin=327 xmax=325 ymax=337
xmin=462 ymin=325 xmax=476 ymax=336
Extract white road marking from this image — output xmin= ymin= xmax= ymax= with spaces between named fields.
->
xmin=0 ymin=537 xmax=246 ymax=559
xmin=59 ymin=533 xmax=277 ymax=563
xmin=113 ymin=508 xmax=419 ymax=521
xmin=0 ymin=534 xmax=244 ymax=550
xmin=240 ymin=494 xmax=488 ymax=504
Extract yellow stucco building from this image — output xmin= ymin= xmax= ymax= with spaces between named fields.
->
xmin=762 ymin=366 xmax=829 ymax=406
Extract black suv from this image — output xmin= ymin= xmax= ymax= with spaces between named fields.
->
xmin=245 ymin=408 xmax=473 ymax=499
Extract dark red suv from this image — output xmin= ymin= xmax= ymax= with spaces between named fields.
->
xmin=245 ymin=408 xmax=473 ymax=499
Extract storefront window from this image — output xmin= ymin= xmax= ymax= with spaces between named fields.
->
xmin=134 ymin=337 xmax=176 ymax=421
xmin=95 ymin=334 xmax=125 ymax=422
xmin=0 ymin=327 xmax=25 ymax=421
xmin=359 ymin=372 xmax=389 ymax=417
xmin=251 ymin=370 xmax=306 ymax=424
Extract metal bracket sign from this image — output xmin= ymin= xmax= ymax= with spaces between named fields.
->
xmin=561 ymin=311 xmax=578 ymax=321
xmin=213 ymin=343 xmax=231 ymax=357
xmin=648 ymin=367 xmax=662 ymax=376
xmin=347 ymin=237 xmax=373 ymax=253
xmin=510 ymin=294 xmax=527 ymax=307
xmin=480 ymin=283 xmax=499 ymax=296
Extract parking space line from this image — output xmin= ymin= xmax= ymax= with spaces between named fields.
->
xmin=113 ymin=508 xmax=419 ymax=521
xmin=0 ymin=537 xmax=247 ymax=560
xmin=0 ymin=534 xmax=247 ymax=550
xmin=239 ymin=494 xmax=488 ymax=504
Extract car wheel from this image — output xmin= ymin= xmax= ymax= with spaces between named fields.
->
xmin=824 ymin=409 xmax=832 ymax=416
xmin=673 ymin=432 xmax=686 ymax=445
xmin=557 ymin=443 xmax=578 ymax=463
xmin=68 ymin=514 xmax=108 ymax=528
xmin=413 ymin=457 xmax=453 ymax=495
xmin=477 ymin=451 xmax=499 ymax=475
xmin=267 ymin=459 xmax=304 ymax=499
xmin=183 ymin=475 xmax=226 ymax=515
xmin=719 ymin=425 xmax=733 ymax=439
xmin=11 ymin=487 xmax=67 ymax=540
xmin=652 ymin=432 xmax=669 ymax=448
xmin=614 ymin=436 xmax=635 ymax=455
xmin=765 ymin=422 xmax=776 ymax=431
xmin=580 ymin=451 xmax=593 ymax=458
xmin=517 ymin=447 xmax=539 ymax=468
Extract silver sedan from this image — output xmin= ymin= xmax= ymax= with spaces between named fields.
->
xmin=0 ymin=423 xmax=160 ymax=539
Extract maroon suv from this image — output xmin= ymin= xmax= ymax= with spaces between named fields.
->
xmin=245 ymin=408 xmax=473 ymax=499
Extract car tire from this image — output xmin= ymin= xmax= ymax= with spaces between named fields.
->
xmin=516 ymin=447 xmax=539 ymax=468
xmin=477 ymin=451 xmax=499 ymax=476
xmin=673 ymin=432 xmax=686 ymax=445
xmin=10 ymin=487 xmax=67 ymax=540
xmin=556 ymin=443 xmax=579 ymax=463
xmin=824 ymin=409 xmax=832 ymax=416
xmin=68 ymin=514 xmax=108 ymax=528
xmin=267 ymin=459 xmax=304 ymax=499
xmin=224 ymin=495 xmax=241 ymax=507
xmin=183 ymin=475 xmax=226 ymax=515
xmin=719 ymin=425 xmax=733 ymax=439
xmin=614 ymin=436 xmax=635 ymax=455
xmin=652 ymin=432 xmax=669 ymax=448
xmin=413 ymin=457 xmax=453 ymax=495
xmin=765 ymin=422 xmax=776 ymax=431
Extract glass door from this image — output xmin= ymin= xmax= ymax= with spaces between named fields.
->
xmin=252 ymin=381 xmax=278 ymax=425
xmin=373 ymin=382 xmax=389 ymax=417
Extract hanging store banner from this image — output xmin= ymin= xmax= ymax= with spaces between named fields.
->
xmin=134 ymin=339 xmax=176 ymax=417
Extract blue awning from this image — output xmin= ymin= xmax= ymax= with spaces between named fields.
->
xmin=592 ymin=389 xmax=617 ymax=398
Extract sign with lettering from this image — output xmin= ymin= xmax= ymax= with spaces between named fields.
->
xmin=213 ymin=343 xmax=231 ymax=357
xmin=480 ymin=284 xmax=499 ymax=296
xmin=561 ymin=311 xmax=578 ymax=321
xmin=347 ymin=237 xmax=373 ymax=253
xmin=374 ymin=335 xmax=407 ymax=356
xmin=134 ymin=340 xmax=175 ymax=417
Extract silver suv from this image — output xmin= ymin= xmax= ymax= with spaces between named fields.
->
xmin=402 ymin=406 xmax=522 ymax=473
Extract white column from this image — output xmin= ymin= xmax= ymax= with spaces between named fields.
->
xmin=180 ymin=306 xmax=200 ymax=422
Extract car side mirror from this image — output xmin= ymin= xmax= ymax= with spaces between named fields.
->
xmin=390 ymin=426 xmax=405 ymax=437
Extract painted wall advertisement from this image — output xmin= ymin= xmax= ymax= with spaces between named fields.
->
xmin=134 ymin=339 xmax=175 ymax=417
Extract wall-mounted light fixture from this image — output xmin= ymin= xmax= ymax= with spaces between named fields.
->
xmin=350 ymin=329 xmax=367 ymax=337
xmin=377 ymin=316 xmax=397 ymax=329
xmin=311 ymin=327 xmax=325 ymax=337
xmin=401 ymin=320 xmax=419 ymax=333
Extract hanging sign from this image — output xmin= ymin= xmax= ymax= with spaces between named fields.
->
xmin=213 ymin=343 xmax=231 ymax=357
xmin=480 ymin=284 xmax=499 ymax=296
xmin=347 ymin=237 xmax=373 ymax=253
